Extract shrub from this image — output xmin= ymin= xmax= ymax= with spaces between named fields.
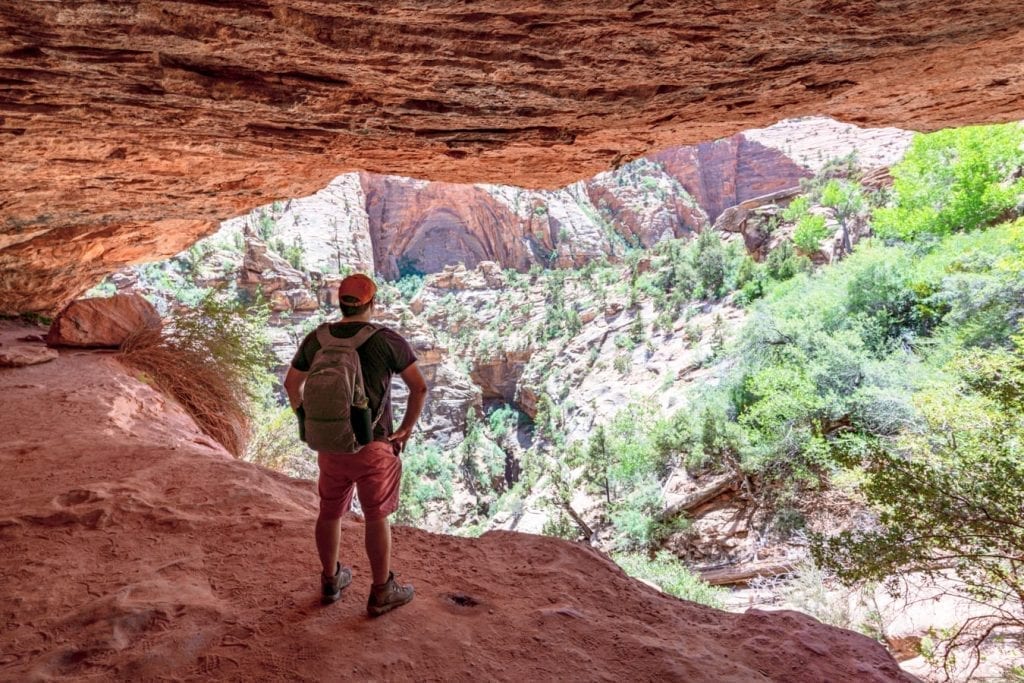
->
xmin=693 ymin=230 xmax=727 ymax=298
xmin=486 ymin=404 xmax=519 ymax=439
xmin=812 ymin=338 xmax=1024 ymax=678
xmin=609 ymin=479 xmax=670 ymax=551
xmin=615 ymin=551 xmax=726 ymax=608
xmin=283 ymin=236 xmax=305 ymax=271
xmin=394 ymin=273 xmax=424 ymax=301
xmin=782 ymin=195 xmax=811 ymax=223
xmin=396 ymin=439 xmax=456 ymax=525
xmin=793 ymin=214 xmax=829 ymax=254
xmin=120 ymin=290 xmax=274 ymax=455
xmin=246 ymin=403 xmax=312 ymax=477
xmin=613 ymin=353 xmax=631 ymax=374
xmin=765 ymin=241 xmax=811 ymax=281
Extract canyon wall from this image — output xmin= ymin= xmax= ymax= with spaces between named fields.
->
xmin=219 ymin=118 xmax=913 ymax=280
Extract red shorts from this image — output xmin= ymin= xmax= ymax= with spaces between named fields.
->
xmin=317 ymin=441 xmax=402 ymax=522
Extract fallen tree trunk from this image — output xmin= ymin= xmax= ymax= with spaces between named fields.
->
xmin=656 ymin=475 xmax=740 ymax=523
xmin=561 ymin=501 xmax=595 ymax=543
xmin=698 ymin=560 xmax=795 ymax=586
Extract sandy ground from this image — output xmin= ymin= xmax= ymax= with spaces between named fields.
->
xmin=0 ymin=321 xmax=915 ymax=682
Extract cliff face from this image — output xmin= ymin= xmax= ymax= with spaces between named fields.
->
xmin=362 ymin=174 xmax=539 ymax=280
xmin=2 ymin=1 xmax=1023 ymax=312
xmin=0 ymin=320 xmax=915 ymax=682
xmin=650 ymin=135 xmax=812 ymax=225
xmin=223 ymin=118 xmax=910 ymax=280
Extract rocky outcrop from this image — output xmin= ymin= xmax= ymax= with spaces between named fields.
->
xmin=221 ymin=174 xmax=376 ymax=279
xmin=0 ymin=341 xmax=58 ymax=367
xmin=45 ymin=294 xmax=161 ymax=348
xmin=239 ymin=237 xmax=318 ymax=313
xmin=0 ymin=320 xmax=915 ymax=682
xmin=2 ymin=0 xmax=1022 ymax=312
xmin=744 ymin=118 xmax=915 ymax=175
xmin=655 ymin=137 xmax=806 ymax=225
xmin=208 ymin=119 xmax=902 ymax=285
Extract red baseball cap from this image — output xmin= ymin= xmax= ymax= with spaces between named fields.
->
xmin=338 ymin=273 xmax=377 ymax=306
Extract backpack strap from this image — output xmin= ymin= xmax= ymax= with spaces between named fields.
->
xmin=315 ymin=322 xmax=381 ymax=350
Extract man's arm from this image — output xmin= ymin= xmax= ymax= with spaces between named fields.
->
xmin=387 ymin=362 xmax=428 ymax=455
xmin=284 ymin=366 xmax=307 ymax=411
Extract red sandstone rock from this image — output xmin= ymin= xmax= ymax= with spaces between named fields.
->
xmin=45 ymin=294 xmax=161 ymax=348
xmin=0 ymin=321 xmax=916 ymax=681
xmin=0 ymin=2 xmax=1022 ymax=312
xmin=0 ymin=343 xmax=58 ymax=367
xmin=363 ymin=174 xmax=540 ymax=279
xmin=651 ymin=136 xmax=811 ymax=226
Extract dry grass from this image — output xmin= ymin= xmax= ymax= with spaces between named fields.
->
xmin=120 ymin=327 xmax=249 ymax=456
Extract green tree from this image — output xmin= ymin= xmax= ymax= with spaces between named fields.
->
xmin=793 ymin=214 xmax=829 ymax=254
xmin=396 ymin=439 xmax=456 ymax=525
xmin=693 ymin=230 xmax=727 ymax=297
xmin=873 ymin=123 xmax=1024 ymax=240
xmin=813 ymin=338 xmax=1024 ymax=678
xmin=583 ymin=425 xmax=612 ymax=503
xmin=782 ymin=195 xmax=810 ymax=223
xmin=820 ymin=179 xmax=865 ymax=257
xmin=765 ymin=240 xmax=810 ymax=281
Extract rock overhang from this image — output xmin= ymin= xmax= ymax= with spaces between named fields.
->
xmin=2 ymin=1 xmax=1024 ymax=313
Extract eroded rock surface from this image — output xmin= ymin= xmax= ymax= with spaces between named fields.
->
xmin=0 ymin=341 xmax=58 ymax=367
xmin=2 ymin=1 xmax=1021 ymax=311
xmin=0 ymin=320 xmax=914 ymax=682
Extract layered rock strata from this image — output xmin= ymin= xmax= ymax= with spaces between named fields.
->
xmin=1 ymin=1 xmax=1021 ymax=310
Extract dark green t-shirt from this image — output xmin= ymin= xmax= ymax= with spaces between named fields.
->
xmin=291 ymin=322 xmax=416 ymax=439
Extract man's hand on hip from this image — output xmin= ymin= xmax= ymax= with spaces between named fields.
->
xmin=388 ymin=426 xmax=412 ymax=456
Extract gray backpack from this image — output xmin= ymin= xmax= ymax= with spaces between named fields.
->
xmin=302 ymin=323 xmax=383 ymax=453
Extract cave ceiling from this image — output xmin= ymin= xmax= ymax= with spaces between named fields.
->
xmin=1 ymin=1 xmax=1023 ymax=313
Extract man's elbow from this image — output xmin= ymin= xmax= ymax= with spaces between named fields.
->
xmin=411 ymin=382 xmax=429 ymax=397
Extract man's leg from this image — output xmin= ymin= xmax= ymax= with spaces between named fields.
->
xmin=316 ymin=513 xmax=343 ymax=577
xmin=364 ymin=516 xmax=391 ymax=585
xmin=356 ymin=442 xmax=413 ymax=615
xmin=315 ymin=452 xmax=355 ymax=580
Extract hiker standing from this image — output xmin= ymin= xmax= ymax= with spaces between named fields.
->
xmin=284 ymin=273 xmax=428 ymax=615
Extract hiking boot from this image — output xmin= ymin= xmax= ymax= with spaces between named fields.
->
xmin=321 ymin=562 xmax=352 ymax=605
xmin=367 ymin=572 xmax=414 ymax=617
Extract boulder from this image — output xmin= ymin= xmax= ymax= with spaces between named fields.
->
xmin=46 ymin=294 xmax=161 ymax=348
xmin=268 ymin=288 xmax=319 ymax=313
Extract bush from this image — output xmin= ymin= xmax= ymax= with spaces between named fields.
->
xmin=793 ymin=214 xmax=829 ymax=254
xmin=395 ymin=273 xmax=425 ymax=301
xmin=613 ymin=353 xmax=631 ymax=374
xmin=120 ymin=290 xmax=274 ymax=455
xmin=396 ymin=438 xmax=456 ymax=525
xmin=615 ymin=551 xmax=726 ymax=608
xmin=765 ymin=241 xmax=811 ymax=281
xmin=693 ymin=230 xmax=727 ymax=298
xmin=609 ymin=480 xmax=691 ymax=552
xmin=486 ymin=404 xmax=519 ymax=439
xmin=812 ymin=338 xmax=1024 ymax=678
xmin=782 ymin=195 xmax=810 ymax=223
xmin=246 ymin=403 xmax=313 ymax=477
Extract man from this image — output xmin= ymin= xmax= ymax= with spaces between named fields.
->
xmin=284 ymin=273 xmax=428 ymax=615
